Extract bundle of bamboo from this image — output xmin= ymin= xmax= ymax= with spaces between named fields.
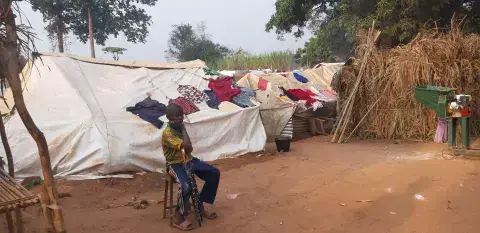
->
xmin=337 ymin=19 xmax=480 ymax=141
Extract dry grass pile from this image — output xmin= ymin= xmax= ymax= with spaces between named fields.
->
xmin=339 ymin=22 xmax=480 ymax=140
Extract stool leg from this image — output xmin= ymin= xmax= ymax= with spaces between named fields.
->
xmin=162 ymin=178 xmax=168 ymax=219
xmin=169 ymin=177 xmax=174 ymax=227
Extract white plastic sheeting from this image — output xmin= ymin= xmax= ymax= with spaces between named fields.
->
xmin=1 ymin=55 xmax=266 ymax=180
xmin=237 ymin=74 xmax=296 ymax=140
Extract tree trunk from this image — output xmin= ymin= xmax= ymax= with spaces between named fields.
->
xmin=88 ymin=8 xmax=95 ymax=58
xmin=0 ymin=5 xmax=66 ymax=233
xmin=57 ymin=25 xmax=64 ymax=53
xmin=0 ymin=112 xmax=23 ymax=233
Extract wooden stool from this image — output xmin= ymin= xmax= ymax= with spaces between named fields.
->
xmin=162 ymin=171 xmax=199 ymax=227
xmin=163 ymin=173 xmax=176 ymax=226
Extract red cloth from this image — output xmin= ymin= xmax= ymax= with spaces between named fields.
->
xmin=287 ymin=89 xmax=317 ymax=106
xmin=258 ymin=77 xmax=269 ymax=91
xmin=208 ymin=77 xmax=241 ymax=102
xmin=169 ymin=97 xmax=199 ymax=115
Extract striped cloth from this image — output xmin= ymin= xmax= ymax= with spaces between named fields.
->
xmin=278 ymin=118 xmax=293 ymax=139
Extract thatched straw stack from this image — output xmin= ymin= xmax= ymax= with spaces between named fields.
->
xmin=339 ymin=22 xmax=480 ymax=140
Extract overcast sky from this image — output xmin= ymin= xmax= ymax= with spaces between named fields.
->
xmin=17 ymin=0 xmax=312 ymax=62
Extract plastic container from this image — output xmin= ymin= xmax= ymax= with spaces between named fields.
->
xmin=414 ymin=85 xmax=456 ymax=110
xmin=275 ymin=138 xmax=291 ymax=152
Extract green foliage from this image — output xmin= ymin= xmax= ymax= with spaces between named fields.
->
xmin=166 ymin=23 xmax=231 ymax=64
xmin=30 ymin=0 xmax=158 ymax=47
xmin=102 ymin=46 xmax=127 ymax=61
xmin=267 ymin=0 xmax=480 ymax=64
xmin=209 ymin=50 xmax=295 ymax=71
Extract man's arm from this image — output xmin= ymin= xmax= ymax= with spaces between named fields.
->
xmin=181 ymin=125 xmax=193 ymax=155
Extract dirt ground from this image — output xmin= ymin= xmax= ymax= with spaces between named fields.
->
xmin=3 ymin=136 xmax=480 ymax=233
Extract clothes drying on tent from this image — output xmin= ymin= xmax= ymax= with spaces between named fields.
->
xmin=280 ymin=87 xmax=299 ymax=101
xmin=232 ymin=88 xmax=256 ymax=108
xmin=204 ymin=89 xmax=220 ymax=109
xmin=258 ymin=77 xmax=269 ymax=91
xmin=203 ymin=67 xmax=222 ymax=76
xmin=126 ymin=97 xmax=166 ymax=128
xmin=293 ymin=73 xmax=309 ymax=83
xmin=177 ymin=85 xmax=209 ymax=104
xmin=208 ymin=77 xmax=242 ymax=102
xmin=169 ymin=97 xmax=199 ymax=115
xmin=286 ymin=89 xmax=317 ymax=106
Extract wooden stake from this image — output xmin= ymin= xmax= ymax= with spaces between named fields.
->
xmin=0 ymin=3 xmax=66 ymax=233
xmin=40 ymin=185 xmax=54 ymax=233
xmin=14 ymin=206 xmax=24 ymax=233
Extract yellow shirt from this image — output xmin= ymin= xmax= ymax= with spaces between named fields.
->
xmin=161 ymin=124 xmax=193 ymax=166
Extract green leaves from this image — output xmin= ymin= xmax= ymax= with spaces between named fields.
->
xmin=267 ymin=0 xmax=480 ymax=65
xmin=30 ymin=0 xmax=158 ymax=46
xmin=102 ymin=46 xmax=127 ymax=61
xmin=166 ymin=23 xmax=231 ymax=64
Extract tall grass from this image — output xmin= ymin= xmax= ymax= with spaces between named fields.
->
xmin=208 ymin=50 xmax=296 ymax=71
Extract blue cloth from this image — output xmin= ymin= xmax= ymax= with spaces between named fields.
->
xmin=126 ymin=97 xmax=165 ymax=128
xmin=240 ymin=87 xmax=255 ymax=97
xmin=204 ymin=89 xmax=220 ymax=109
xmin=232 ymin=91 xmax=255 ymax=108
xmin=170 ymin=158 xmax=220 ymax=216
xmin=294 ymin=73 xmax=309 ymax=83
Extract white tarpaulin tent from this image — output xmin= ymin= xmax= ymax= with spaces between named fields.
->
xmin=1 ymin=54 xmax=266 ymax=180
xmin=237 ymin=74 xmax=296 ymax=140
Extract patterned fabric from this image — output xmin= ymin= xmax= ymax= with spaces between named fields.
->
xmin=168 ymin=168 xmax=186 ymax=216
xmin=169 ymin=97 xmax=199 ymax=115
xmin=177 ymin=85 xmax=209 ymax=104
xmin=162 ymin=124 xmax=193 ymax=166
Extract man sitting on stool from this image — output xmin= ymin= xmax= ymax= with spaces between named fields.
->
xmin=162 ymin=103 xmax=220 ymax=231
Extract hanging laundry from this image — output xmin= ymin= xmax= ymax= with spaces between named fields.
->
xmin=177 ymin=85 xmax=209 ymax=104
xmin=204 ymin=89 xmax=220 ymax=109
xmin=169 ymin=97 xmax=199 ymax=115
xmin=240 ymin=87 xmax=255 ymax=97
xmin=126 ymin=97 xmax=166 ymax=128
xmin=293 ymin=73 xmax=309 ymax=83
xmin=280 ymin=87 xmax=299 ymax=101
xmin=203 ymin=67 xmax=222 ymax=76
xmin=258 ymin=77 xmax=269 ymax=91
xmin=286 ymin=89 xmax=317 ymax=106
xmin=208 ymin=77 xmax=241 ymax=102
xmin=232 ymin=91 xmax=255 ymax=108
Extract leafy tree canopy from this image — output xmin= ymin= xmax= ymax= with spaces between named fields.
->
xmin=31 ymin=0 xmax=158 ymax=48
xmin=267 ymin=0 xmax=480 ymax=65
xmin=166 ymin=23 xmax=231 ymax=63
xmin=102 ymin=46 xmax=127 ymax=61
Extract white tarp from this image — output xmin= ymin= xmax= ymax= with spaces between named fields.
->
xmin=237 ymin=74 xmax=296 ymax=140
xmin=1 ymin=54 xmax=266 ymax=179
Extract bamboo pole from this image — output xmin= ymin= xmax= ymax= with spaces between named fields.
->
xmin=0 ymin=4 xmax=65 ymax=233
xmin=332 ymin=21 xmax=379 ymax=143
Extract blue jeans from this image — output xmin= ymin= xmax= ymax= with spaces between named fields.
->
xmin=169 ymin=158 xmax=220 ymax=216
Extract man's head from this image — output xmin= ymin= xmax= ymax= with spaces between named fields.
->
xmin=166 ymin=103 xmax=184 ymax=124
